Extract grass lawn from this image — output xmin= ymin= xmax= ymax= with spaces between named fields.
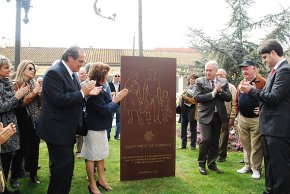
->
xmin=13 ymin=125 xmax=264 ymax=194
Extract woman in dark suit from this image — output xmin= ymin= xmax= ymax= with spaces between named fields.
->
xmin=81 ymin=62 xmax=128 ymax=194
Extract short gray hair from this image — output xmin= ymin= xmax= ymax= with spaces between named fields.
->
xmin=0 ymin=55 xmax=11 ymax=68
xmin=217 ymin=68 xmax=227 ymax=76
xmin=205 ymin=60 xmax=219 ymax=70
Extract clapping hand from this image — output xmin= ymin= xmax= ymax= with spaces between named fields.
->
xmin=112 ymin=88 xmax=129 ymax=103
xmin=15 ymin=84 xmax=29 ymax=100
xmin=254 ymin=107 xmax=260 ymax=115
xmin=239 ymin=81 xmax=253 ymax=94
xmin=215 ymin=83 xmax=222 ymax=92
xmin=212 ymin=83 xmax=221 ymax=95
xmin=88 ymin=86 xmax=102 ymax=96
xmin=81 ymin=80 xmax=97 ymax=96
xmin=0 ymin=122 xmax=16 ymax=144
xmin=33 ymin=82 xmax=42 ymax=95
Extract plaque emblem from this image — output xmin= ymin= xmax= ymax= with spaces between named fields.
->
xmin=144 ymin=131 xmax=154 ymax=142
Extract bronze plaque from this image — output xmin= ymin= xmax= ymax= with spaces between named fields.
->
xmin=120 ymin=56 xmax=176 ymax=181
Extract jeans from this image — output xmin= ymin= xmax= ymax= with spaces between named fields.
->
xmin=107 ymin=105 xmax=120 ymax=140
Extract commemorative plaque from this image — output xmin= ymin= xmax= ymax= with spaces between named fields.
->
xmin=120 ymin=56 xmax=176 ymax=181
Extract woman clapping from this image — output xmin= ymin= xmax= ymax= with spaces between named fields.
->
xmin=12 ymin=60 xmax=42 ymax=185
xmin=81 ymin=62 xmax=128 ymax=194
xmin=0 ymin=56 xmax=29 ymax=194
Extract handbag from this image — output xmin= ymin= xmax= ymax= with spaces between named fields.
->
xmin=0 ymin=147 xmax=6 ymax=193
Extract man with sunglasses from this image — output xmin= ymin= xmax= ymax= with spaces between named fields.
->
xmin=108 ymin=73 xmax=121 ymax=140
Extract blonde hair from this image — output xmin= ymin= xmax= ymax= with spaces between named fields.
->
xmin=88 ymin=62 xmax=110 ymax=83
xmin=14 ymin=60 xmax=36 ymax=85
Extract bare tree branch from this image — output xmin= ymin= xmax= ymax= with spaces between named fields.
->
xmin=93 ymin=0 xmax=116 ymax=21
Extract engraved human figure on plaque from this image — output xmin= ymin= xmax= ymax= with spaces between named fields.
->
xmin=143 ymin=69 xmax=162 ymax=124
xmin=120 ymin=56 xmax=176 ymax=181
xmin=124 ymin=71 xmax=144 ymax=125
xmin=160 ymin=90 xmax=174 ymax=123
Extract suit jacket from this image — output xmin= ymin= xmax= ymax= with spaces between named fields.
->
xmin=108 ymin=81 xmax=120 ymax=105
xmin=86 ymin=83 xmax=118 ymax=131
xmin=108 ymin=81 xmax=120 ymax=93
xmin=37 ymin=61 xmax=84 ymax=145
xmin=249 ymin=60 xmax=290 ymax=137
xmin=193 ymin=77 xmax=232 ymax=124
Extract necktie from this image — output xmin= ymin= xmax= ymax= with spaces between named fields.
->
xmin=268 ymin=69 xmax=275 ymax=78
xmin=72 ymin=73 xmax=80 ymax=90
xmin=271 ymin=69 xmax=275 ymax=75
xmin=211 ymin=80 xmax=215 ymax=88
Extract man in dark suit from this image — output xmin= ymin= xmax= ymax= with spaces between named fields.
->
xmin=240 ymin=39 xmax=290 ymax=194
xmin=193 ymin=60 xmax=232 ymax=175
xmin=37 ymin=46 xmax=98 ymax=194
xmin=107 ymin=73 xmax=121 ymax=140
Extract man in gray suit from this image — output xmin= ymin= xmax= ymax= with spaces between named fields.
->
xmin=240 ymin=39 xmax=290 ymax=194
xmin=194 ymin=60 xmax=232 ymax=175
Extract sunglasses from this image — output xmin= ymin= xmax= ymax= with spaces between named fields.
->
xmin=25 ymin=67 xmax=35 ymax=72
xmin=114 ymin=75 xmax=120 ymax=77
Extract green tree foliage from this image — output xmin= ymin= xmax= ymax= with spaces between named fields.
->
xmin=188 ymin=0 xmax=290 ymax=85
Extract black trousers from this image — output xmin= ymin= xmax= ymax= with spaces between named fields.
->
xmin=261 ymin=135 xmax=290 ymax=194
xmin=46 ymin=143 xmax=74 ymax=194
xmin=198 ymin=113 xmax=222 ymax=167
xmin=10 ymin=149 xmax=24 ymax=179
xmin=12 ymin=108 xmax=40 ymax=178
xmin=11 ymin=117 xmax=40 ymax=178
xmin=24 ymin=129 xmax=40 ymax=176
xmin=180 ymin=115 xmax=197 ymax=148
xmin=0 ymin=152 xmax=15 ymax=180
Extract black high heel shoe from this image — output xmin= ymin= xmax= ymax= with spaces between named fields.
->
xmin=96 ymin=180 xmax=113 ymax=191
xmin=88 ymin=185 xmax=102 ymax=194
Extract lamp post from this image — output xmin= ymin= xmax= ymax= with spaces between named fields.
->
xmin=7 ymin=0 xmax=31 ymax=70
xmin=138 ymin=0 xmax=143 ymax=57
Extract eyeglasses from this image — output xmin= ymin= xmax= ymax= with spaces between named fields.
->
xmin=114 ymin=75 xmax=120 ymax=77
xmin=25 ymin=67 xmax=35 ymax=72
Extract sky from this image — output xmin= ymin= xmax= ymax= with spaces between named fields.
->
xmin=0 ymin=0 xmax=289 ymax=49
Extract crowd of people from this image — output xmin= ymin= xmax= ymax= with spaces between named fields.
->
xmin=0 ymin=39 xmax=289 ymax=194
xmin=177 ymin=39 xmax=290 ymax=194
xmin=0 ymin=47 xmax=127 ymax=194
